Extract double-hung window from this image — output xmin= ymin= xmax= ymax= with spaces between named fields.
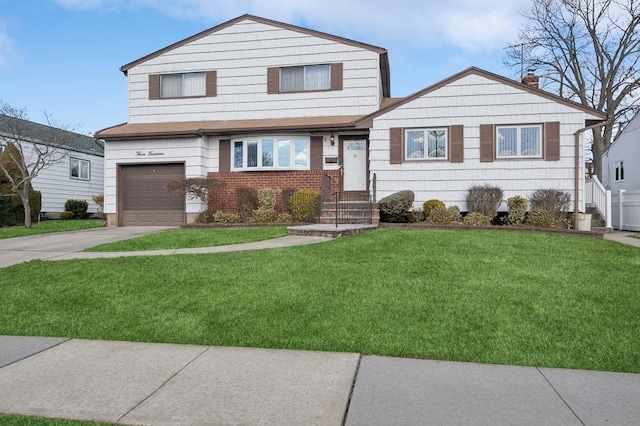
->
xmin=280 ymin=65 xmax=330 ymax=92
xmin=161 ymin=72 xmax=206 ymax=98
xmin=496 ymin=125 xmax=542 ymax=158
xmin=70 ymin=158 xmax=90 ymax=180
xmin=233 ymin=137 xmax=309 ymax=170
xmin=405 ymin=128 xmax=448 ymax=160
xmin=615 ymin=160 xmax=624 ymax=181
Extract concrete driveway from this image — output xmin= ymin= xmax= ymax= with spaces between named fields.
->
xmin=0 ymin=226 xmax=175 ymax=268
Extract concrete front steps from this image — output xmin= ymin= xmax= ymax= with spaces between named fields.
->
xmin=288 ymin=223 xmax=378 ymax=238
xmin=287 ymin=200 xmax=380 ymax=238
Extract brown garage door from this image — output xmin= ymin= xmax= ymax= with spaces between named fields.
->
xmin=120 ymin=163 xmax=185 ymax=226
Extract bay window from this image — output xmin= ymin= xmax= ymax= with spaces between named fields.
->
xmin=233 ymin=137 xmax=309 ymax=170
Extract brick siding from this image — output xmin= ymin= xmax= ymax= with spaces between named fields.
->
xmin=207 ymin=170 xmax=341 ymax=212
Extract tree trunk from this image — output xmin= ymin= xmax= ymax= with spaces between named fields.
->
xmin=18 ymin=189 xmax=32 ymax=228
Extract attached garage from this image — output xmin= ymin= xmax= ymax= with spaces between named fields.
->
xmin=119 ymin=163 xmax=185 ymax=226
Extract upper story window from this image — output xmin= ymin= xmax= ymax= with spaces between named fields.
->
xmin=161 ymin=72 xmax=205 ymax=98
xmin=149 ymin=71 xmax=216 ymax=100
xmin=267 ymin=63 xmax=343 ymax=94
xmin=496 ymin=125 xmax=542 ymax=158
xmin=615 ymin=160 xmax=624 ymax=181
xmin=280 ymin=65 xmax=330 ymax=92
xmin=405 ymin=128 xmax=448 ymax=160
xmin=70 ymin=158 xmax=90 ymax=180
xmin=233 ymin=137 xmax=309 ymax=170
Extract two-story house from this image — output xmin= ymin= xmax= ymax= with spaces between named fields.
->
xmin=96 ymin=14 xmax=607 ymax=226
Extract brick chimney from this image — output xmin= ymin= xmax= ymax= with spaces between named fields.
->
xmin=522 ymin=69 xmax=539 ymax=89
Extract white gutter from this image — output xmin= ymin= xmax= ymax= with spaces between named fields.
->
xmin=574 ymin=116 xmax=613 ymax=229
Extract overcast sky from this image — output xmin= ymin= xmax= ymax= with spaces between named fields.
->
xmin=0 ymin=0 xmax=531 ymax=135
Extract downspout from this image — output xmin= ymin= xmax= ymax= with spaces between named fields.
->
xmin=573 ymin=115 xmax=613 ymax=229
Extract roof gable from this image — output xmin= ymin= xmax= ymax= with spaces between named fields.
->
xmin=357 ymin=67 xmax=607 ymax=126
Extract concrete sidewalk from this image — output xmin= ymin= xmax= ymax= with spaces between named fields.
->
xmin=602 ymin=230 xmax=640 ymax=248
xmin=0 ymin=226 xmax=333 ymax=267
xmin=0 ymin=336 xmax=638 ymax=425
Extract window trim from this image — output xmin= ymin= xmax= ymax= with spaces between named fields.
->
xmin=149 ymin=71 xmax=216 ymax=100
xmin=70 ymin=157 xmax=91 ymax=181
xmin=495 ymin=124 xmax=543 ymax=159
xmin=268 ymin=63 xmax=343 ymax=94
xmin=614 ymin=160 xmax=624 ymax=182
xmin=404 ymin=127 xmax=449 ymax=161
xmin=279 ymin=64 xmax=331 ymax=93
xmin=231 ymin=136 xmax=311 ymax=171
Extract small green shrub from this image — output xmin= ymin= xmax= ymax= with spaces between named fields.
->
xmin=379 ymin=190 xmax=415 ymax=223
xmin=212 ymin=210 xmax=239 ymax=223
xmin=64 ymin=199 xmax=88 ymax=219
xmin=463 ymin=212 xmax=492 ymax=226
xmin=530 ymin=189 xmax=571 ymax=225
xmin=505 ymin=196 xmax=527 ymax=226
xmin=526 ymin=208 xmax=555 ymax=228
xmin=252 ymin=207 xmax=277 ymax=223
xmin=466 ymin=185 xmax=503 ymax=219
xmin=258 ymin=188 xmax=276 ymax=210
xmin=59 ymin=211 xmax=74 ymax=220
xmin=276 ymin=212 xmax=292 ymax=223
xmin=236 ymin=188 xmax=257 ymax=222
xmin=423 ymin=199 xmax=445 ymax=217
xmin=292 ymin=189 xmax=321 ymax=222
xmin=427 ymin=206 xmax=461 ymax=225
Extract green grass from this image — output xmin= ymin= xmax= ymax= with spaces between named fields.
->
xmin=86 ymin=226 xmax=289 ymax=251
xmin=1 ymin=228 xmax=638 ymax=373
xmin=0 ymin=220 xmax=104 ymax=240
xmin=0 ymin=415 xmax=109 ymax=425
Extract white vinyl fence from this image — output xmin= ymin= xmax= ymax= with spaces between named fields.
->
xmin=611 ymin=190 xmax=640 ymax=231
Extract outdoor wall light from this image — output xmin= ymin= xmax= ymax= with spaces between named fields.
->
xmin=330 ymin=133 xmax=335 ymax=145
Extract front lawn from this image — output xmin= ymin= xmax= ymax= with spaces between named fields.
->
xmin=86 ymin=226 xmax=289 ymax=251
xmin=1 ymin=228 xmax=638 ymax=373
xmin=0 ymin=220 xmax=104 ymax=240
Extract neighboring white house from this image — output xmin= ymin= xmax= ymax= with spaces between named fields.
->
xmin=0 ymin=115 xmax=104 ymax=217
xmin=602 ymin=111 xmax=640 ymax=230
xmin=603 ymin=111 xmax=640 ymax=191
xmin=96 ymin=14 xmax=607 ymax=226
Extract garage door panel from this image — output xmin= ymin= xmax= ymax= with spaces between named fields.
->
xmin=121 ymin=163 xmax=185 ymax=226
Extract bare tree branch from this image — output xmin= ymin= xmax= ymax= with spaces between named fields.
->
xmin=0 ymin=101 xmax=79 ymax=227
xmin=504 ymin=0 xmax=640 ymax=178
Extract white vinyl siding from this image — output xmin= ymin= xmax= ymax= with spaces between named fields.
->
xmin=103 ymin=136 xmax=213 ymax=217
xmin=369 ymin=72 xmax=604 ymax=212
xmin=127 ymin=20 xmax=382 ymax=123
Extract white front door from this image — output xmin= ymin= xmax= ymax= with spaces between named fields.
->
xmin=343 ymin=139 xmax=367 ymax=191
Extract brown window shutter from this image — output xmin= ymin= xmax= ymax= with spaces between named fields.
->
xmin=206 ymin=71 xmax=217 ymax=97
xmin=149 ymin=74 xmax=160 ymax=100
xmin=390 ymin=127 xmax=403 ymax=164
xmin=331 ymin=63 xmax=343 ymax=91
xmin=479 ymin=124 xmax=495 ymax=162
xmin=219 ymin=139 xmax=231 ymax=172
xmin=267 ymin=67 xmax=279 ymax=94
xmin=310 ymin=136 xmax=323 ymax=170
xmin=449 ymin=125 xmax=464 ymax=163
xmin=545 ymin=121 xmax=560 ymax=161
